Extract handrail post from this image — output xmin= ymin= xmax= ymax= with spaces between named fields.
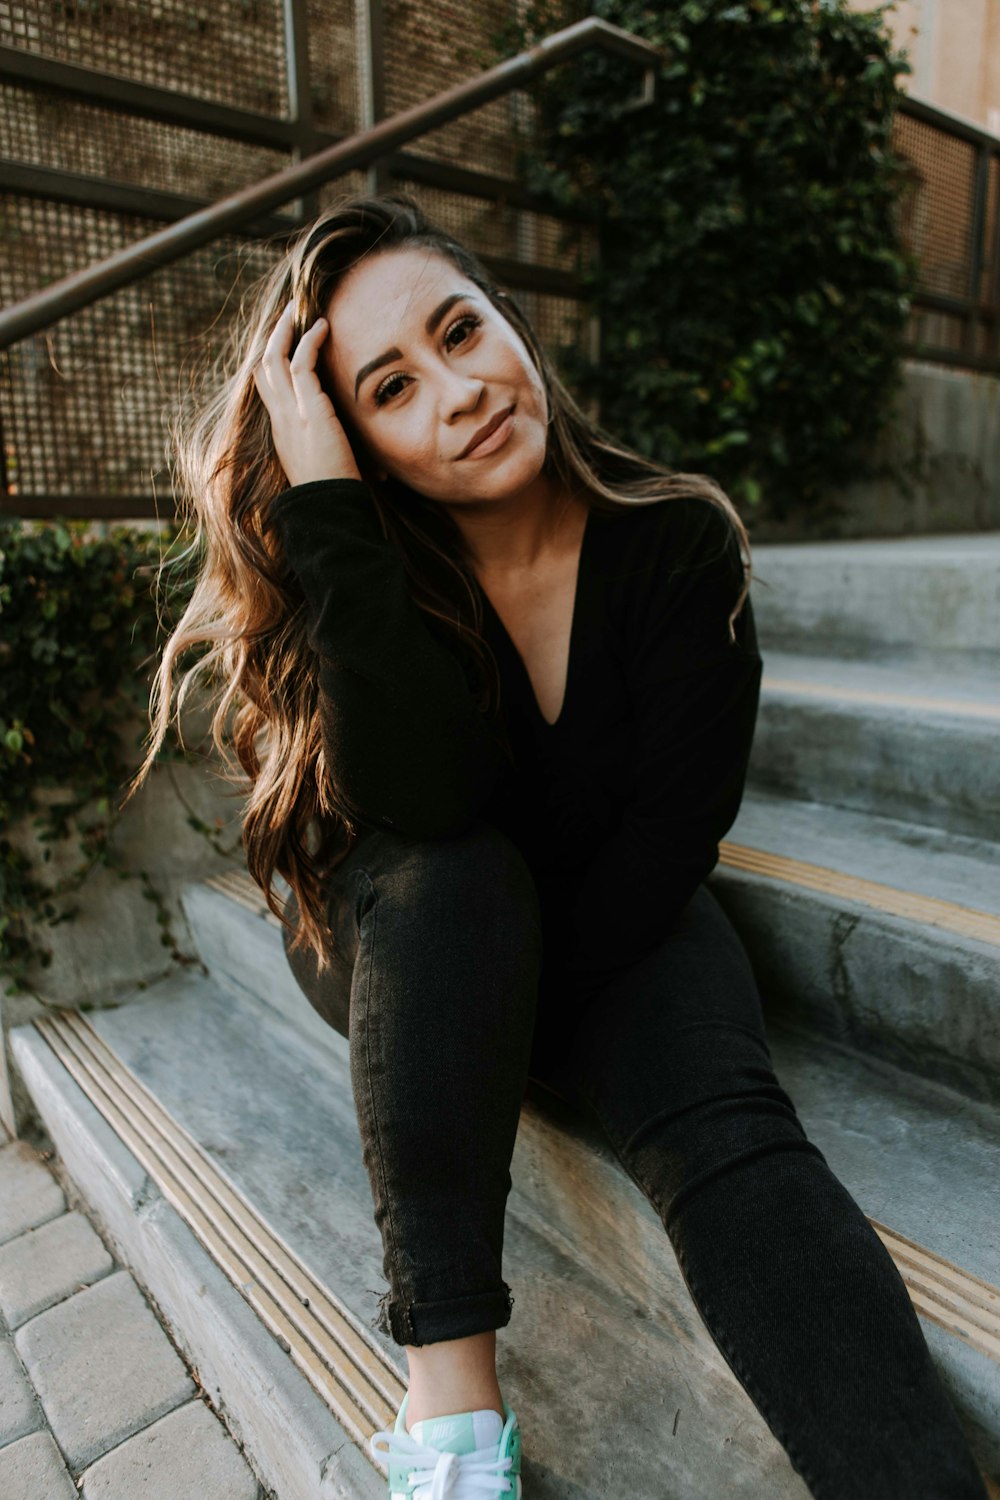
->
xmin=357 ymin=0 xmax=390 ymax=196
xmin=966 ymin=144 xmax=989 ymax=362
xmin=620 ymin=65 xmax=657 ymax=113
xmin=283 ymin=0 xmax=322 ymax=223
xmin=991 ymin=144 xmax=1000 ymax=364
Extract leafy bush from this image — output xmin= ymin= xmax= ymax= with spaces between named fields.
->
xmin=496 ymin=0 xmax=922 ymax=520
xmin=0 ymin=516 xmax=211 ymax=998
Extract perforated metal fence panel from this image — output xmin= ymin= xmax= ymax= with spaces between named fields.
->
xmin=0 ymin=81 xmax=294 ymax=197
xmin=5 ymin=1 xmax=293 ymax=115
xmin=381 ymin=0 xmax=520 ymax=176
xmin=1 ymin=6 xmax=995 ymax=519
xmin=0 ymin=2 xmax=595 ymax=518
xmin=891 ymin=104 xmax=1000 ymax=368
xmin=0 ymin=199 xmax=287 ymax=510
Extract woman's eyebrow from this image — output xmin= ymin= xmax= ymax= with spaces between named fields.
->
xmin=353 ymin=291 xmax=472 ymax=400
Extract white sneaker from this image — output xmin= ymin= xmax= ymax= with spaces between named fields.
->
xmin=369 ymin=1390 xmax=523 ymax=1498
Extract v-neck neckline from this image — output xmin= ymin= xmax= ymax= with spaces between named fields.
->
xmin=476 ymin=505 xmax=593 ymax=731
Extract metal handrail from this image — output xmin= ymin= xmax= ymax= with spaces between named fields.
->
xmin=0 ymin=17 xmax=662 ymax=350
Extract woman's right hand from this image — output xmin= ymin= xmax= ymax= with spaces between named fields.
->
xmin=253 ymin=299 xmax=363 ymax=488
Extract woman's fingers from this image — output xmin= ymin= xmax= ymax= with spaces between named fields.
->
xmin=288 ymin=317 xmax=330 ymax=406
xmin=257 ymin=303 xmax=329 ymax=411
xmin=252 ymin=299 xmax=358 ymax=485
xmin=256 ymin=302 xmax=295 ymax=391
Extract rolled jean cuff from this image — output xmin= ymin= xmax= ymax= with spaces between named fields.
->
xmin=375 ymin=1282 xmax=515 ymax=1347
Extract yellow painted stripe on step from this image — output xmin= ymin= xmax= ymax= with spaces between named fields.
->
xmin=869 ymin=1220 xmax=1000 ymax=1365
xmin=204 ymin=867 xmax=281 ymax=923
xmin=718 ymin=842 xmax=1000 ymax=948
xmin=34 ymin=1013 xmax=1000 ymax=1377
xmin=32 ymin=1011 xmax=405 ymax=1467
xmin=212 ymin=856 xmax=1000 ymax=950
xmin=762 ymin=676 xmax=1000 ymax=721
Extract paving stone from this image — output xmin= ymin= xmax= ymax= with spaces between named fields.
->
xmin=0 ymin=1141 xmax=65 ymax=1246
xmin=80 ymin=1398 xmax=260 ymax=1499
xmin=14 ymin=1269 xmax=195 ymax=1471
xmin=0 ymin=1209 xmax=114 ymax=1330
xmin=0 ymin=1430 xmax=77 ymax=1500
xmin=0 ymin=1336 xmax=43 ymax=1448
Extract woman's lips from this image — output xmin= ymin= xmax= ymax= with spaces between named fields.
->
xmin=460 ymin=406 xmax=516 ymax=459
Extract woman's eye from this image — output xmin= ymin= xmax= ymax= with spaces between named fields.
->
xmin=373 ymin=372 xmax=407 ymax=406
xmin=444 ymin=313 xmax=481 ymax=349
xmin=372 ymin=313 xmax=482 ymax=407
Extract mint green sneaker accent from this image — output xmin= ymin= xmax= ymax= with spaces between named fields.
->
xmin=369 ymin=1389 xmax=523 ymax=1497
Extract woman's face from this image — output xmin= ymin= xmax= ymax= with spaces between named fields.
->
xmin=320 ymin=245 xmax=550 ymax=507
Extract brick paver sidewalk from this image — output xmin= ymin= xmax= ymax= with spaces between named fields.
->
xmin=0 ymin=1133 xmax=268 ymax=1499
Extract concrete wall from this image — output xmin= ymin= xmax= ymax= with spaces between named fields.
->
xmin=0 ymin=710 xmax=247 ymax=1138
xmin=848 ymin=0 xmax=1000 ymax=135
xmin=752 ymin=357 xmax=1000 ymax=540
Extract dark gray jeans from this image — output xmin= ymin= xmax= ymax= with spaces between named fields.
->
xmin=281 ymin=819 xmax=987 ymax=1500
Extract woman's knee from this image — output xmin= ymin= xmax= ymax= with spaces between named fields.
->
xmin=364 ymin=818 xmax=542 ymax=942
xmin=594 ymin=1015 xmax=821 ymax=1227
xmin=278 ymin=881 xmax=353 ymax=1038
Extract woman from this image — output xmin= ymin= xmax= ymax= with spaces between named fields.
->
xmin=130 ymin=192 xmax=987 ymax=1499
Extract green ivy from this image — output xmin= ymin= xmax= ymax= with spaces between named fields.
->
xmin=0 ymin=515 xmax=222 ymax=1000
xmin=494 ymin=0 xmax=923 ymax=519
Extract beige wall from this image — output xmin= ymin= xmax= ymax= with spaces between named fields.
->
xmin=848 ymin=0 xmax=1000 ymax=134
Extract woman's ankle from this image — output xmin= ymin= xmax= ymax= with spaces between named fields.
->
xmin=403 ymin=1330 xmax=504 ymax=1429
xmin=405 ymin=1389 xmax=505 ymax=1430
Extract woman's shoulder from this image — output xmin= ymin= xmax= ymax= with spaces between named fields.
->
xmin=593 ymin=493 xmax=757 ymax=662
xmin=591 ymin=492 xmax=742 ymax=580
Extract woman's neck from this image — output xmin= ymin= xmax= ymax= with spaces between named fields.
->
xmin=445 ymin=474 xmax=590 ymax=583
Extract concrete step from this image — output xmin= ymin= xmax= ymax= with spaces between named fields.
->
xmin=9 ymin=974 xmax=999 ymax=1497
xmin=752 ymin=651 xmax=1000 ymax=840
xmin=715 ymin=790 xmax=1000 ymax=1103
xmin=749 ymin=532 xmax=1000 ymax=665
xmin=190 ymin=795 xmax=1000 ymax=1112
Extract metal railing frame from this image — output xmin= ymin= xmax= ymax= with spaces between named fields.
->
xmin=895 ymin=94 xmax=1000 ymax=372
xmin=0 ymin=17 xmax=660 ymax=350
xmin=3 ymin=33 xmax=997 ymax=366
xmin=2 ymin=18 xmax=999 ymax=511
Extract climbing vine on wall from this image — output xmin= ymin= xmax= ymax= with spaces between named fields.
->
xmin=494 ymin=0 xmax=922 ymax=520
xmin=0 ymin=516 xmax=232 ymax=1000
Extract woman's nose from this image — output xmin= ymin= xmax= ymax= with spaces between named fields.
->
xmin=439 ymin=371 xmax=485 ymax=420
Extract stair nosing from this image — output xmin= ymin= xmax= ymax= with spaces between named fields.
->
xmin=761 ymin=673 xmax=1000 ymax=722
xmin=206 ymin=844 xmax=1000 ymax=953
xmin=32 ymin=1010 xmax=405 ymax=1474
xmin=718 ymin=840 xmax=1000 ymax=948
xmin=30 ymin=1006 xmax=1000 ymax=1378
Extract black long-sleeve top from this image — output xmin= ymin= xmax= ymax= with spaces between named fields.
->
xmin=269 ymin=478 xmax=763 ymax=982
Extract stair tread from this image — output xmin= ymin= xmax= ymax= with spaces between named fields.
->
xmin=752 ymin=532 xmax=1000 ymax=559
xmin=756 ymin=1023 xmax=999 ymax=1289
xmin=70 ymin=969 xmax=1000 ymax=1312
xmin=14 ymin=946 xmax=1000 ymax=1492
xmin=760 ymin=649 xmax=1000 ymax=711
xmin=17 ymin=1001 xmax=819 ymax=1500
xmin=727 ymin=789 xmax=1000 ymax=920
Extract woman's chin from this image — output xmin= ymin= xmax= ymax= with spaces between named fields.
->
xmin=385 ymin=433 xmax=549 ymax=506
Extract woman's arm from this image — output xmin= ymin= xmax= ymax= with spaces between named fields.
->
xmin=555 ymin=500 xmax=762 ymax=978
xmin=270 ymin=477 xmax=506 ymax=838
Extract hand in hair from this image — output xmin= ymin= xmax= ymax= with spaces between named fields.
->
xmin=253 ymin=299 xmax=363 ymax=488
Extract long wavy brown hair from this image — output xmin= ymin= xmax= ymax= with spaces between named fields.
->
xmin=123 ymin=190 xmax=753 ymax=975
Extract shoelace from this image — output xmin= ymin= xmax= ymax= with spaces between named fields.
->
xmin=369 ymin=1426 xmax=514 ymax=1499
